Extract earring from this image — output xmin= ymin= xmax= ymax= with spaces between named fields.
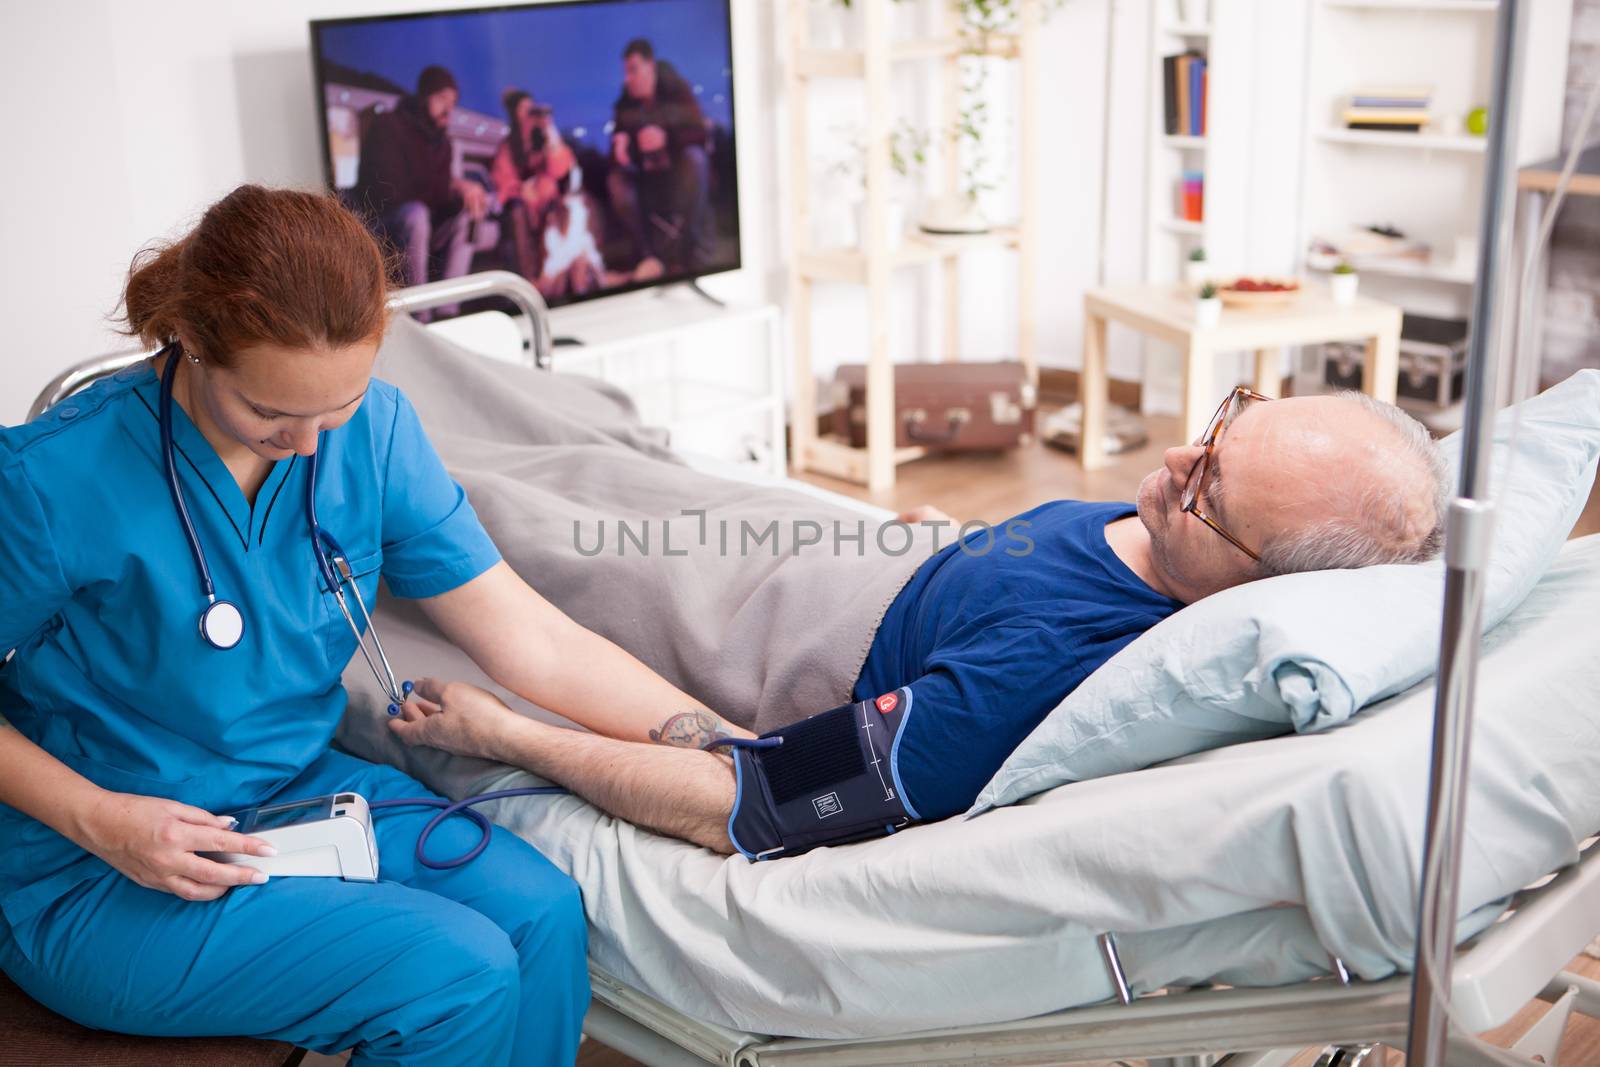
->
xmin=188 ymin=353 xmax=200 ymax=364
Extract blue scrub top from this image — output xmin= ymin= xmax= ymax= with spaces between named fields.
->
xmin=0 ymin=362 xmax=501 ymax=934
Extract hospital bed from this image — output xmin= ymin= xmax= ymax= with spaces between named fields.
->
xmin=33 ymin=272 xmax=1600 ymax=1067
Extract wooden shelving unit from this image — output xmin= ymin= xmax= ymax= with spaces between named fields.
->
xmin=785 ymin=1 xmax=1041 ymax=491
xmin=1296 ymin=0 xmax=1571 ymax=328
xmin=1144 ymin=3 xmax=1240 ymax=287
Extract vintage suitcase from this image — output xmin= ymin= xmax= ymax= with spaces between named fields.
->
xmin=830 ymin=362 xmax=1037 ymax=451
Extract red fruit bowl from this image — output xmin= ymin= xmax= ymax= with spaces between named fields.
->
xmin=1218 ymin=277 xmax=1303 ymax=308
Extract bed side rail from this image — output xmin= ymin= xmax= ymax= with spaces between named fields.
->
xmin=583 ymin=840 xmax=1600 ymax=1066
xmin=1448 ymin=835 xmax=1600 ymax=1033
xmin=26 ymin=270 xmax=552 ymax=421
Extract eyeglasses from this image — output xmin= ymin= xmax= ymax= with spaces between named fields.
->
xmin=1181 ymin=386 xmax=1274 ymax=561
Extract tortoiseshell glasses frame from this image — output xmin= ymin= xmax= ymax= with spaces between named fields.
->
xmin=1181 ymin=386 xmax=1274 ymax=561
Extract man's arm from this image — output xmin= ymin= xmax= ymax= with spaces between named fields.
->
xmin=416 ymin=561 xmax=753 ymax=747
xmin=391 ymin=678 xmax=735 ymax=853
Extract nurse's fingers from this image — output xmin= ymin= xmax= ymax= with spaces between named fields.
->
xmin=168 ymin=875 xmax=229 ymax=902
xmin=183 ymin=852 xmax=269 ymax=889
xmin=169 ymin=801 xmax=242 ymax=831
xmin=197 ymin=828 xmax=279 ymax=858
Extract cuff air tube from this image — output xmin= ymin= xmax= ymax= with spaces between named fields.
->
xmin=723 ymin=687 xmax=920 ymax=861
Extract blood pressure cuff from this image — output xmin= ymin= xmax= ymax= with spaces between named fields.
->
xmin=726 ymin=687 xmax=920 ymax=861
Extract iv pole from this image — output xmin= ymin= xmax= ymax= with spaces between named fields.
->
xmin=1405 ymin=0 xmax=1526 ymax=1064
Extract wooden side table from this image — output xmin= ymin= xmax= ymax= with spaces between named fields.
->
xmin=1079 ymin=283 xmax=1403 ymax=469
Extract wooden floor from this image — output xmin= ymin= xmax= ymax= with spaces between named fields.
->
xmin=794 ymin=411 xmax=1179 ymax=523
xmin=581 ymin=412 xmax=1600 ymax=1067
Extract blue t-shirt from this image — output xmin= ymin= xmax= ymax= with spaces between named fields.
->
xmin=853 ymin=500 xmax=1182 ymax=820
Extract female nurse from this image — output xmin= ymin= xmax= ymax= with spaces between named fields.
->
xmin=0 ymin=185 xmax=735 ymax=1067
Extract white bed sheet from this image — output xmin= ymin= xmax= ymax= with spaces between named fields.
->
xmin=336 ymin=535 xmax=1600 ymax=1040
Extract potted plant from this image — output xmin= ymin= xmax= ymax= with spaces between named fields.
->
xmin=1195 ymin=281 xmax=1222 ymax=327
xmin=1185 ymin=247 xmax=1209 ymax=288
xmin=835 ymin=122 xmax=928 ymax=250
xmin=1329 ymin=260 xmax=1359 ymax=305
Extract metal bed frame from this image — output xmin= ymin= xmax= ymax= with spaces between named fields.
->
xmin=30 ymin=146 xmax=1599 ymax=1060
xmin=580 ymin=839 xmax=1600 ymax=1067
xmin=26 ymin=270 xmax=552 ymax=422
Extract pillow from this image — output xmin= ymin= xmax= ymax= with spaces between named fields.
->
xmin=970 ymin=369 xmax=1600 ymax=816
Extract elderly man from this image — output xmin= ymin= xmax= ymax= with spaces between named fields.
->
xmin=389 ymin=388 xmax=1446 ymax=857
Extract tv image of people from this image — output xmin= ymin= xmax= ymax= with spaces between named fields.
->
xmin=314 ymin=0 xmax=738 ymax=311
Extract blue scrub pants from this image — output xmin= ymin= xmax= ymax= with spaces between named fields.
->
xmin=0 ymin=750 xmax=589 ymax=1067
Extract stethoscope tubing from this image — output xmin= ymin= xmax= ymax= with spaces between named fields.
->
xmin=159 ymin=346 xmax=217 ymax=602
xmin=158 ymin=345 xmax=404 ymax=706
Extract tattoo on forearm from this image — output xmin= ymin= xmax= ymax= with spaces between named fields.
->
xmin=649 ymin=709 xmax=732 ymax=748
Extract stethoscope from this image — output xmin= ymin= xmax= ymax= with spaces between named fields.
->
xmin=158 ymin=344 xmax=409 ymax=713
xmin=159 ymin=345 xmax=775 ymax=871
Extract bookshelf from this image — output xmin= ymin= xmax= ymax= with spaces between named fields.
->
xmin=785 ymin=1 xmax=1041 ymax=491
xmin=1143 ymin=1 xmax=1257 ymax=289
xmin=1295 ymin=0 xmax=1572 ymax=342
xmin=1316 ymin=128 xmax=1489 ymax=153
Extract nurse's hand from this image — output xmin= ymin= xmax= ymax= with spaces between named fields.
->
xmin=390 ymin=677 xmax=520 ymax=761
xmin=78 ymin=791 xmax=277 ymax=901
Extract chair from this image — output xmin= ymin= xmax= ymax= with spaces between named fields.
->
xmin=0 ymin=970 xmax=304 ymax=1067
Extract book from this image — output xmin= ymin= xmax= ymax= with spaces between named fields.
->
xmin=1163 ymin=54 xmax=1179 ymax=134
xmin=1351 ymin=97 xmax=1430 ymax=109
xmin=1163 ymin=51 xmax=1206 ymax=137
xmin=1189 ymin=57 xmax=1206 ymax=136
xmin=1344 ymin=109 xmax=1434 ymax=123
xmin=1180 ymin=170 xmax=1204 ymax=222
xmin=1350 ymin=85 xmax=1433 ymax=100
xmin=1175 ymin=54 xmax=1192 ymax=142
xmin=1347 ymin=122 xmax=1425 ymax=132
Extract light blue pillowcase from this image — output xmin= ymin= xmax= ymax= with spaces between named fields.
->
xmin=969 ymin=369 xmax=1600 ymax=816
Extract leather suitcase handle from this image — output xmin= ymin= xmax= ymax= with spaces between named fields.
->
xmin=904 ymin=408 xmax=971 ymax=444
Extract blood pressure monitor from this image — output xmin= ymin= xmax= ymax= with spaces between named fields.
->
xmin=204 ymin=793 xmax=379 ymax=881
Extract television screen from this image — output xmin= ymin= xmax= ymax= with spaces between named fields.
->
xmin=311 ymin=0 xmax=739 ymax=311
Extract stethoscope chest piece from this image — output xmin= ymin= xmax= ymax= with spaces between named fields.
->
xmin=199 ymin=599 xmax=246 ymax=651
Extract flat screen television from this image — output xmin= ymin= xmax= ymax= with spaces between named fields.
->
xmin=310 ymin=0 xmax=739 ymax=311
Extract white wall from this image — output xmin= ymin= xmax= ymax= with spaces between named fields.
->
xmin=0 ymin=0 xmax=1141 ymax=426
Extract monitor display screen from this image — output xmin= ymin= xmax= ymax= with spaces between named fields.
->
xmin=311 ymin=0 xmax=739 ymax=310
xmin=250 ymin=799 xmax=331 ymax=833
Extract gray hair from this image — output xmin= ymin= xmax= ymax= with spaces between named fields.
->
xmin=1255 ymin=392 xmax=1450 ymax=578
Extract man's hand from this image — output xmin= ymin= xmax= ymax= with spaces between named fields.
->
xmin=390 ymin=677 xmax=524 ymax=760
xmin=452 ymin=178 xmax=488 ymax=220
xmin=631 ymin=255 xmax=664 ymax=281
xmin=637 ymin=124 xmax=667 ymax=153
xmin=612 ymin=132 xmax=632 ymax=167
xmin=77 ymin=791 xmax=275 ymax=901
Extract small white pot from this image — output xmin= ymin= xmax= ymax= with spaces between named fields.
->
xmin=1329 ymin=272 xmax=1360 ymax=305
xmin=1194 ymin=296 xmax=1222 ymax=328
xmin=812 ymin=0 xmax=859 ymax=48
xmin=1184 ymin=259 xmax=1209 ymax=287
xmin=855 ymin=199 xmax=907 ymax=251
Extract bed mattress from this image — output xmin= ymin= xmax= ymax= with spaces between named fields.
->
xmin=336 ymin=534 xmax=1600 ymax=1039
